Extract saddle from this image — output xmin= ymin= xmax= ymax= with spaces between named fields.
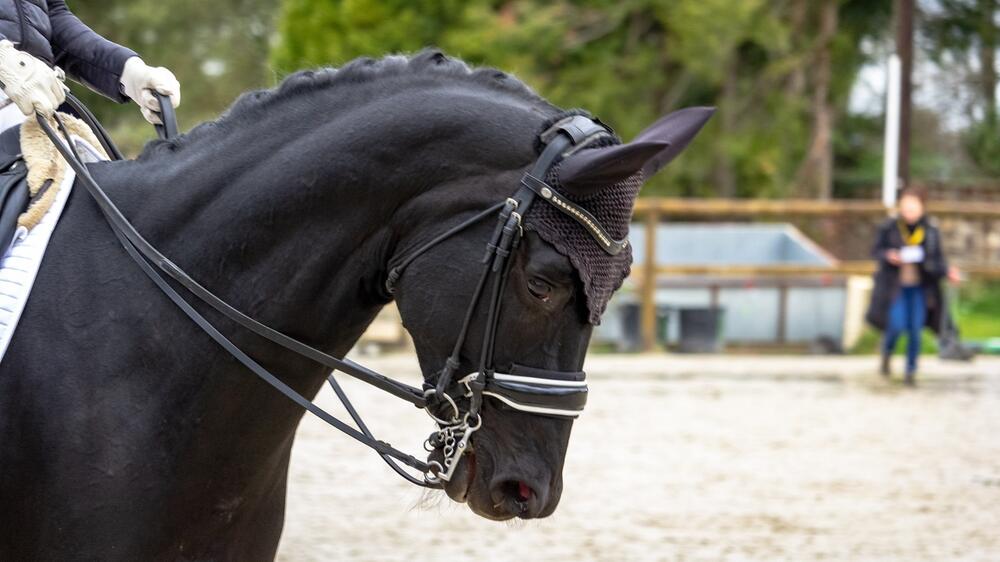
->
xmin=0 ymin=126 xmax=29 ymax=255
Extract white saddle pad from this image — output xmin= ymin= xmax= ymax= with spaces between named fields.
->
xmin=0 ymin=136 xmax=108 ymax=362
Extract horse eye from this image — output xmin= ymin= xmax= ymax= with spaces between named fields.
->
xmin=527 ymin=277 xmax=552 ymax=302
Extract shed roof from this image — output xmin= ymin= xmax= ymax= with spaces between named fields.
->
xmin=629 ymin=223 xmax=835 ymax=267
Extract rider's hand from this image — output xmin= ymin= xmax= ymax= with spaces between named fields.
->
xmin=885 ymin=249 xmax=902 ymax=266
xmin=0 ymin=40 xmax=66 ymax=117
xmin=120 ymin=57 xmax=180 ymax=125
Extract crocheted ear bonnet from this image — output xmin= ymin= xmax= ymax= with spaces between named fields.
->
xmin=523 ymin=111 xmax=643 ymax=325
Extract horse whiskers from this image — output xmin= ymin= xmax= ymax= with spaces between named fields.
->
xmin=410 ymin=488 xmax=446 ymax=512
xmin=510 ymin=519 xmax=529 ymax=529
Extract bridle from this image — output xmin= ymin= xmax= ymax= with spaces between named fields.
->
xmin=385 ymin=113 xmax=618 ymax=483
xmin=37 ymin=95 xmax=619 ymax=488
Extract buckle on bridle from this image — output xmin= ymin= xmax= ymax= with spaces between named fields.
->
xmin=424 ymin=413 xmax=480 ymax=485
xmin=421 ymin=371 xmax=486 ymax=484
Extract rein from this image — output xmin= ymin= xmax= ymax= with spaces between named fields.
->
xmin=38 ymin=95 xmax=612 ymax=488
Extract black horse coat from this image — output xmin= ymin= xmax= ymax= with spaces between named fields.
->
xmin=865 ymin=217 xmax=949 ymax=333
xmin=0 ymin=52 xmax=594 ymax=559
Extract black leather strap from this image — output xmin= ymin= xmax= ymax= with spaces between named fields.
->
xmin=538 ymin=114 xmax=612 ymax=148
xmin=151 ymin=92 xmax=179 ymax=140
xmin=63 ymin=93 xmax=126 ymax=161
xmin=385 ymin=202 xmax=505 ymax=294
xmin=521 ymin=174 xmax=628 ymax=256
xmin=510 ymin=363 xmax=585 ymax=381
xmin=485 ymin=379 xmax=588 ymax=413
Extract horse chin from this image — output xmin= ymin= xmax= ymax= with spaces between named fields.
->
xmin=443 ymin=453 xmax=512 ymax=521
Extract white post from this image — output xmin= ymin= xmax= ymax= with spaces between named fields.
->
xmin=882 ymin=55 xmax=902 ymax=209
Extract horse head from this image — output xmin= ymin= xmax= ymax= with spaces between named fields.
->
xmin=391 ymin=92 xmax=713 ymax=520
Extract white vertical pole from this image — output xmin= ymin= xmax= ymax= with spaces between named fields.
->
xmin=882 ymin=55 xmax=902 ymax=209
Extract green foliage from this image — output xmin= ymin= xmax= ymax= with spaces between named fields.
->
xmin=964 ymin=114 xmax=1000 ymax=175
xmin=67 ymin=0 xmax=281 ymax=154
xmin=56 ymin=1 xmax=992 ymax=195
xmin=851 ymin=281 xmax=1000 ymax=353
xmin=922 ymin=0 xmax=1000 ymax=177
xmin=273 ymin=0 xmax=469 ymax=69
xmin=953 ymin=280 xmax=1000 ymax=322
xmin=833 ymin=112 xmax=886 ymax=197
xmin=272 ymin=0 xmax=889 ymax=199
xmin=852 ymin=325 xmax=940 ymax=356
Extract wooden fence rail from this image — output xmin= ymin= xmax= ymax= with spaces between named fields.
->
xmin=633 ymin=197 xmax=1000 ymax=218
xmin=630 ymin=198 xmax=1000 ymax=351
xmin=636 ymin=263 xmax=1000 ymax=279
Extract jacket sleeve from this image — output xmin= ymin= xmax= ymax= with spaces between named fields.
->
xmin=46 ymin=0 xmax=138 ymax=102
xmin=870 ymin=220 xmax=895 ymax=263
xmin=921 ymin=224 xmax=949 ymax=279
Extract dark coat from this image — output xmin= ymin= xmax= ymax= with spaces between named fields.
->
xmin=865 ymin=216 xmax=949 ymax=333
xmin=0 ymin=0 xmax=136 ymax=102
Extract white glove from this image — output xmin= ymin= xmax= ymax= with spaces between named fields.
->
xmin=120 ymin=57 xmax=181 ymax=125
xmin=0 ymin=40 xmax=66 ymax=117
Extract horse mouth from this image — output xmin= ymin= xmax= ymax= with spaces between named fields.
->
xmin=443 ymin=452 xmax=476 ymax=503
xmin=439 ymin=449 xmax=516 ymax=520
xmin=440 ymin=452 xmax=510 ymax=521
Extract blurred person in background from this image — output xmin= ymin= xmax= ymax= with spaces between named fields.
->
xmin=866 ymin=186 xmax=962 ymax=385
xmin=0 ymin=0 xmax=180 ymax=133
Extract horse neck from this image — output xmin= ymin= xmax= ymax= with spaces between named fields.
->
xmin=90 ymin=89 xmax=542 ymax=357
xmin=90 ymin=161 xmax=383 ymax=361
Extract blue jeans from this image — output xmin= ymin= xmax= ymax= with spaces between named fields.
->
xmin=883 ymin=286 xmax=926 ymax=374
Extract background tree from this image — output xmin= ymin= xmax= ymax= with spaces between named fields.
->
xmin=71 ymin=0 xmax=279 ymax=153
xmin=923 ymin=0 xmax=1000 ymax=176
xmin=63 ymin=0 xmax=990 ymax=199
xmin=272 ymin=0 xmax=891 ymax=199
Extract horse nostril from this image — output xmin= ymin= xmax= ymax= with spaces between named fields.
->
xmin=492 ymin=479 xmax=539 ymax=517
xmin=517 ymin=480 xmax=533 ymax=502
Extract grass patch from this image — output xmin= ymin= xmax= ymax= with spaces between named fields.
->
xmin=851 ymin=281 xmax=1000 ymax=354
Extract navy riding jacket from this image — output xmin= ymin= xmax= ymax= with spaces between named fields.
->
xmin=0 ymin=0 xmax=137 ymax=102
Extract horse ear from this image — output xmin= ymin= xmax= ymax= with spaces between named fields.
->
xmin=555 ymin=107 xmax=715 ymax=198
xmin=555 ymin=141 xmax=669 ymax=197
xmin=635 ymin=106 xmax=715 ymax=178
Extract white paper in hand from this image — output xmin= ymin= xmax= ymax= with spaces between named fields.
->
xmin=900 ymin=245 xmax=925 ymax=264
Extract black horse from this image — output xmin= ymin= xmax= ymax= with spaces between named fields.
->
xmin=0 ymin=51 xmax=707 ymax=560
